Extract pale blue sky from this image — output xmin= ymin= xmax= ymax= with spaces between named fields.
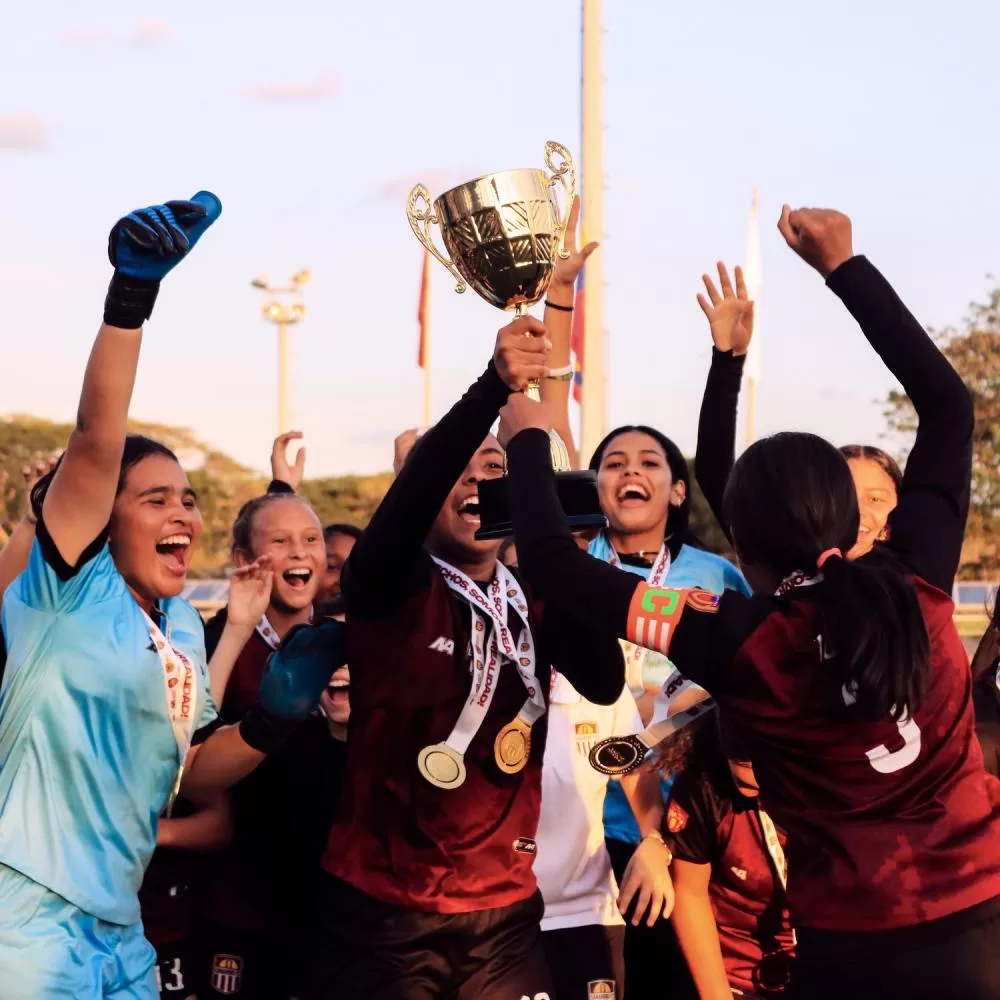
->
xmin=1 ymin=0 xmax=997 ymax=475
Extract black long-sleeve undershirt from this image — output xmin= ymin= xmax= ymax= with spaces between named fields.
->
xmin=341 ymin=363 xmax=510 ymax=617
xmin=695 ymin=348 xmax=745 ymax=541
xmin=509 ymin=254 xmax=973 ymax=650
xmin=827 ymin=256 xmax=973 ymax=594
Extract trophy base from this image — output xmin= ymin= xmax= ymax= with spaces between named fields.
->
xmin=474 ymin=470 xmax=607 ymax=542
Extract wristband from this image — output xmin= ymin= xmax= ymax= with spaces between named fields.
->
xmin=544 ymin=299 xmax=574 ymax=312
xmin=545 ymin=364 xmax=575 ymax=382
xmin=103 ymin=272 xmax=160 ymax=328
xmin=239 ymin=702 xmax=300 ymax=754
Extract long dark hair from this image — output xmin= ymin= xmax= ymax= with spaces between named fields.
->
xmin=30 ymin=434 xmax=179 ymax=517
xmin=589 ymin=425 xmax=695 ymax=547
xmin=724 ymin=432 xmax=930 ymax=721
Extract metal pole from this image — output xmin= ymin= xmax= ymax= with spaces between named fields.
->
xmin=278 ymin=321 xmax=292 ymax=434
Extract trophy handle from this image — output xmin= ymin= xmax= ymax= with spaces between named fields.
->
xmin=406 ymin=185 xmax=467 ymax=294
xmin=544 ymin=141 xmax=577 ymax=260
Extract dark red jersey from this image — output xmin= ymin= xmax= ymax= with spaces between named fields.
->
xmin=325 ymin=566 xmax=550 ymax=913
xmin=200 ymin=621 xmax=347 ymax=934
xmin=332 ymin=363 xmax=625 ymax=915
xmin=666 ymin=764 xmax=795 ymax=996
xmin=506 ymin=255 xmax=1000 ymax=934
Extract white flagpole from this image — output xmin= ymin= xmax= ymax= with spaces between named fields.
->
xmin=743 ymin=186 xmax=762 ymax=448
xmin=580 ymin=0 xmax=606 ymax=463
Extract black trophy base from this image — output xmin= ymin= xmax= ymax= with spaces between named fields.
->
xmin=474 ymin=469 xmax=608 ymax=542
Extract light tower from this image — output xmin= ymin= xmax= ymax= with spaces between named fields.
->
xmin=251 ymin=270 xmax=310 ymax=434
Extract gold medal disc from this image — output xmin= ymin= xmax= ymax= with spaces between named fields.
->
xmin=494 ymin=718 xmax=533 ymax=774
xmin=417 ymin=743 xmax=467 ymax=789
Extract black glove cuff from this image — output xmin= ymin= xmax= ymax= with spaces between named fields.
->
xmin=239 ymin=702 xmax=300 ymax=754
xmin=103 ymin=273 xmax=160 ymax=328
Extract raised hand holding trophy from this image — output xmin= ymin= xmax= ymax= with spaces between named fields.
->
xmin=406 ymin=141 xmax=606 ymax=539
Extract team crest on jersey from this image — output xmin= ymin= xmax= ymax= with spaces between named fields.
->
xmin=210 ymin=954 xmax=243 ymax=995
xmin=575 ymin=721 xmax=599 ymax=756
xmin=686 ymin=590 xmax=720 ymax=613
xmin=666 ymin=800 xmax=689 ymax=833
xmin=588 ymin=981 xmax=617 ymax=999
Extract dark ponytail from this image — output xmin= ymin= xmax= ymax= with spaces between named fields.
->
xmin=724 ymin=432 xmax=931 ymax=722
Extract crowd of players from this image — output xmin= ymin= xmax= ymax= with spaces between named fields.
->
xmin=0 ymin=191 xmax=996 ymax=1000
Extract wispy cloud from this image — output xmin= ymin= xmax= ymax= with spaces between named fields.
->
xmin=58 ymin=20 xmax=173 ymax=48
xmin=130 ymin=19 xmax=173 ymax=47
xmin=241 ymin=71 xmax=340 ymax=104
xmin=0 ymin=113 xmax=48 ymax=152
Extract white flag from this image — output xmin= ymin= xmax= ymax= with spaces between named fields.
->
xmin=743 ymin=186 xmax=762 ymax=384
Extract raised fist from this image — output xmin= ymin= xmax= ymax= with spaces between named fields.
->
xmin=777 ymin=206 xmax=853 ymax=278
xmin=109 ymin=190 xmax=222 ymax=282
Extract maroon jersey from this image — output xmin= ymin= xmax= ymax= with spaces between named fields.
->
xmin=666 ymin=764 xmax=795 ymax=996
xmin=668 ymin=578 xmax=1000 ymax=931
xmin=325 ymin=567 xmax=551 ymax=913
xmin=332 ymin=363 xmax=625 ymax=915
xmin=504 ymin=254 xmax=1000 ymax=934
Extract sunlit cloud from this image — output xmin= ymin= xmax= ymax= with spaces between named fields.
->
xmin=58 ymin=20 xmax=173 ymax=48
xmin=241 ymin=71 xmax=340 ymax=104
xmin=0 ymin=113 xmax=48 ymax=152
xmin=131 ymin=19 xmax=173 ymax=47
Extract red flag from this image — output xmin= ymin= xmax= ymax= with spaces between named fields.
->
xmin=417 ymin=250 xmax=430 ymax=369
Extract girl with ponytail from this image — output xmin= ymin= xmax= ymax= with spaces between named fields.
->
xmin=501 ymin=206 xmax=1000 ymax=999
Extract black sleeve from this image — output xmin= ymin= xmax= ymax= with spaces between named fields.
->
xmin=826 ymin=256 xmax=973 ymax=593
xmin=664 ymin=768 xmax=727 ymax=865
xmin=34 ymin=509 xmax=106 ymax=582
xmin=695 ymin=348 xmax=745 ymax=542
xmin=506 ymin=428 xmax=758 ymax=694
xmin=341 ymin=363 xmax=511 ymax=618
xmin=541 ymin=602 xmax=625 ymax=706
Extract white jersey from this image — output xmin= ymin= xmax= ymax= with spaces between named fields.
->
xmin=535 ymin=676 xmax=642 ymax=930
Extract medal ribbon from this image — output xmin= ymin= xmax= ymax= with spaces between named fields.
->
xmin=431 ymin=557 xmax=543 ymax=756
xmin=143 ymin=610 xmax=197 ymax=814
xmin=755 ymin=806 xmax=796 ymax=945
xmin=255 ymin=615 xmax=281 ymax=651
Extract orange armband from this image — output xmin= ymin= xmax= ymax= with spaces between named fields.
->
xmin=625 ymin=585 xmax=720 ymax=655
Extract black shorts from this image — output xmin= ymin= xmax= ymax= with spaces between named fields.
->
xmin=152 ymin=938 xmax=197 ymax=998
xmin=792 ymin=894 xmax=1000 ymax=1000
xmin=198 ymin=923 xmax=286 ymax=999
xmin=605 ymin=838 xmax=694 ymax=1000
xmin=542 ymin=924 xmax=625 ymax=999
xmin=307 ymin=874 xmax=554 ymax=1000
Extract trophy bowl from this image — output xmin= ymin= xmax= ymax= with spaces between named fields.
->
xmin=407 ymin=141 xmax=607 ymax=540
xmin=434 ymin=167 xmax=563 ymax=311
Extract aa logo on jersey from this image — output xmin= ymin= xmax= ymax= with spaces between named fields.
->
xmin=575 ymin=721 xmax=599 ymax=757
xmin=588 ymin=981 xmax=617 ymax=999
xmin=666 ymin=800 xmax=689 ymax=833
xmin=210 ymin=954 xmax=243 ymax=995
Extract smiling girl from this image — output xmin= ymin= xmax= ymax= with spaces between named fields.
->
xmin=0 ymin=195 xmax=342 ymax=999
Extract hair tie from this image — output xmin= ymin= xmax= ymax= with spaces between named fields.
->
xmin=816 ymin=548 xmax=843 ymax=570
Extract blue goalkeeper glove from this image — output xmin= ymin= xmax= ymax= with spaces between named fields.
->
xmin=104 ymin=190 xmax=222 ymax=328
xmin=239 ymin=618 xmax=346 ymax=753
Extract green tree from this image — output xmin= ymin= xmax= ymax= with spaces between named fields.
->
xmin=884 ymin=280 xmax=1000 ymax=576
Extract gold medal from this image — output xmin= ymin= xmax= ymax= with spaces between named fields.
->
xmin=417 ymin=743 xmax=467 ymax=789
xmin=494 ymin=717 xmax=533 ymax=774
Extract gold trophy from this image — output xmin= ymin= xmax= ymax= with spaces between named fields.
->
xmin=407 ymin=140 xmax=606 ymax=539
